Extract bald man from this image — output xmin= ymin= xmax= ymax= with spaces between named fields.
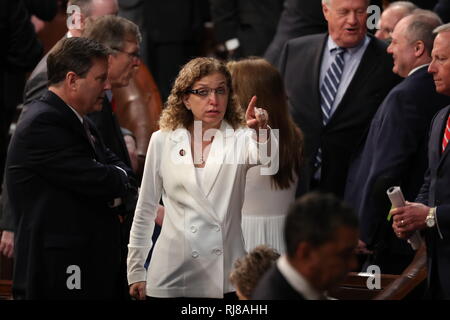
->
xmin=375 ymin=1 xmax=417 ymax=41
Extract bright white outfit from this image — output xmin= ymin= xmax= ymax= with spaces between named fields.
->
xmin=127 ymin=121 xmax=276 ymax=298
xmin=241 ymin=167 xmax=297 ymax=254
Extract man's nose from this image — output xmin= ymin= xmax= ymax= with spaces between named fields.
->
xmin=104 ymin=79 xmax=112 ymax=90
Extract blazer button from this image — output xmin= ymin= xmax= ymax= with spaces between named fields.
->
xmin=215 ymin=225 xmax=221 ymax=232
xmin=213 ymin=248 xmax=222 ymax=256
xmin=191 ymin=251 xmax=199 ymax=258
xmin=190 ymin=226 xmax=198 ymax=233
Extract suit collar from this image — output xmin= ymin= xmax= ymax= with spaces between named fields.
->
xmin=408 ymin=64 xmax=429 ymax=77
xmin=277 ymin=255 xmax=325 ymax=300
xmin=167 ymin=121 xmax=235 ymax=222
xmin=41 ymin=90 xmax=97 ymax=155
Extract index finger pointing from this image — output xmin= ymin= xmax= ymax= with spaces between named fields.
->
xmin=246 ymin=96 xmax=257 ymax=114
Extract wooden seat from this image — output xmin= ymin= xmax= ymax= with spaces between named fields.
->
xmin=329 ymin=272 xmax=399 ymax=300
xmin=0 ymin=280 xmax=12 ymax=300
xmin=330 ymin=243 xmax=427 ymax=300
xmin=113 ymin=62 xmax=163 ymax=177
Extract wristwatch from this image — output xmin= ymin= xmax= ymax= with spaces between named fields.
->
xmin=426 ymin=207 xmax=436 ymax=228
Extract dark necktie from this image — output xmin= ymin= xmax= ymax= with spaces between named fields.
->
xmin=82 ymin=117 xmax=96 ymax=150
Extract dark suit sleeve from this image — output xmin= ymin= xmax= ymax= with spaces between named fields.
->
xmin=0 ymin=180 xmax=14 ymax=231
xmin=4 ymin=0 xmax=42 ymax=72
xmin=23 ymin=65 xmax=49 ymax=105
xmin=359 ymin=90 xmax=432 ymax=244
xmin=16 ymin=112 xmax=130 ymax=200
xmin=415 ymin=169 xmax=430 ymax=206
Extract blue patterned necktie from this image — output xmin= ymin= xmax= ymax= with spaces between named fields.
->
xmin=314 ymin=47 xmax=346 ymax=173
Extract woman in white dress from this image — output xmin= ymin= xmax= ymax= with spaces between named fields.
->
xmin=127 ymin=57 xmax=275 ymax=299
xmin=229 ymin=58 xmax=303 ymax=254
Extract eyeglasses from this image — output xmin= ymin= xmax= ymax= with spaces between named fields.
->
xmin=112 ymin=47 xmax=140 ymax=60
xmin=185 ymin=87 xmax=228 ymax=97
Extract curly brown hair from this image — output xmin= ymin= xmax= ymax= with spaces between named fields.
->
xmin=229 ymin=245 xmax=280 ymax=299
xmin=159 ymin=57 xmax=245 ymax=130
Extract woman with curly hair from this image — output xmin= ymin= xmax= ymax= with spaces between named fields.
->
xmin=127 ymin=57 xmax=275 ymax=299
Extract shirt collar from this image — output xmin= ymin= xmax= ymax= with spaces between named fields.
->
xmin=327 ymin=35 xmax=370 ymax=56
xmin=408 ymin=64 xmax=429 ymax=77
xmin=277 ymin=255 xmax=325 ymax=300
xmin=105 ymin=90 xmax=113 ymax=102
xmin=66 ymin=104 xmax=84 ymax=123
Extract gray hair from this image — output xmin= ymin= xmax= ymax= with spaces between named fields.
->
xmin=82 ymin=15 xmax=142 ymax=52
xmin=433 ymin=22 xmax=450 ymax=35
xmin=387 ymin=1 xmax=417 ymax=12
xmin=322 ymin=0 xmax=369 ymax=6
xmin=68 ymin=0 xmax=93 ymax=16
xmin=404 ymin=12 xmax=442 ymax=54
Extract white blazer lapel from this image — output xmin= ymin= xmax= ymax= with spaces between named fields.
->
xmin=168 ymin=128 xmax=221 ymax=223
xmin=202 ymin=121 xmax=234 ymax=198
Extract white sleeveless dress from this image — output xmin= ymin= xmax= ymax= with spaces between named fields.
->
xmin=241 ymin=165 xmax=297 ymax=254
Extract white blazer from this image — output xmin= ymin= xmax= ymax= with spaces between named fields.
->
xmin=127 ymin=121 xmax=275 ymax=298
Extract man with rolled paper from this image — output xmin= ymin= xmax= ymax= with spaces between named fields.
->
xmin=345 ymin=11 xmax=450 ymax=275
xmin=392 ymin=22 xmax=450 ymax=299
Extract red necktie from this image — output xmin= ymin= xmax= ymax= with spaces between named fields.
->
xmin=442 ymin=114 xmax=450 ymax=153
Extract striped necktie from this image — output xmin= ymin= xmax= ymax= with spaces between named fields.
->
xmin=314 ymin=47 xmax=346 ymax=172
xmin=442 ymin=114 xmax=450 ymax=153
xmin=320 ymin=47 xmax=346 ymax=125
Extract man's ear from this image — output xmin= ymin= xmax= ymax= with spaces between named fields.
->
xmin=322 ymin=2 xmax=330 ymax=22
xmin=66 ymin=71 xmax=78 ymax=90
xmin=414 ymin=40 xmax=426 ymax=57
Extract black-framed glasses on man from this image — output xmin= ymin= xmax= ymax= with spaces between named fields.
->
xmin=185 ymin=87 xmax=228 ymax=97
xmin=112 ymin=47 xmax=140 ymax=60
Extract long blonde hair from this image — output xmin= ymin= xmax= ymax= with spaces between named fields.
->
xmin=228 ymin=58 xmax=303 ymax=189
xmin=160 ymin=57 xmax=245 ymax=130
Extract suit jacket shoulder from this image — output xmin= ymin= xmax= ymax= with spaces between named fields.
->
xmin=251 ymin=265 xmax=305 ymax=300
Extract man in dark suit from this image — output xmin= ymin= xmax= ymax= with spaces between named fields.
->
xmin=392 ymin=23 xmax=450 ymax=299
xmin=209 ymin=0 xmax=285 ymax=59
xmin=278 ymin=0 xmax=401 ymax=198
xmin=5 ymin=37 xmax=136 ymax=300
xmin=0 ymin=1 xmax=134 ymax=260
xmin=345 ymin=12 xmax=449 ymax=274
xmin=83 ymin=15 xmax=141 ymax=172
xmin=252 ymin=192 xmax=358 ymax=300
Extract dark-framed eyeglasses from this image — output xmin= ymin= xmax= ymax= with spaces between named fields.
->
xmin=112 ymin=47 xmax=140 ymax=60
xmin=185 ymin=87 xmax=228 ymax=97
